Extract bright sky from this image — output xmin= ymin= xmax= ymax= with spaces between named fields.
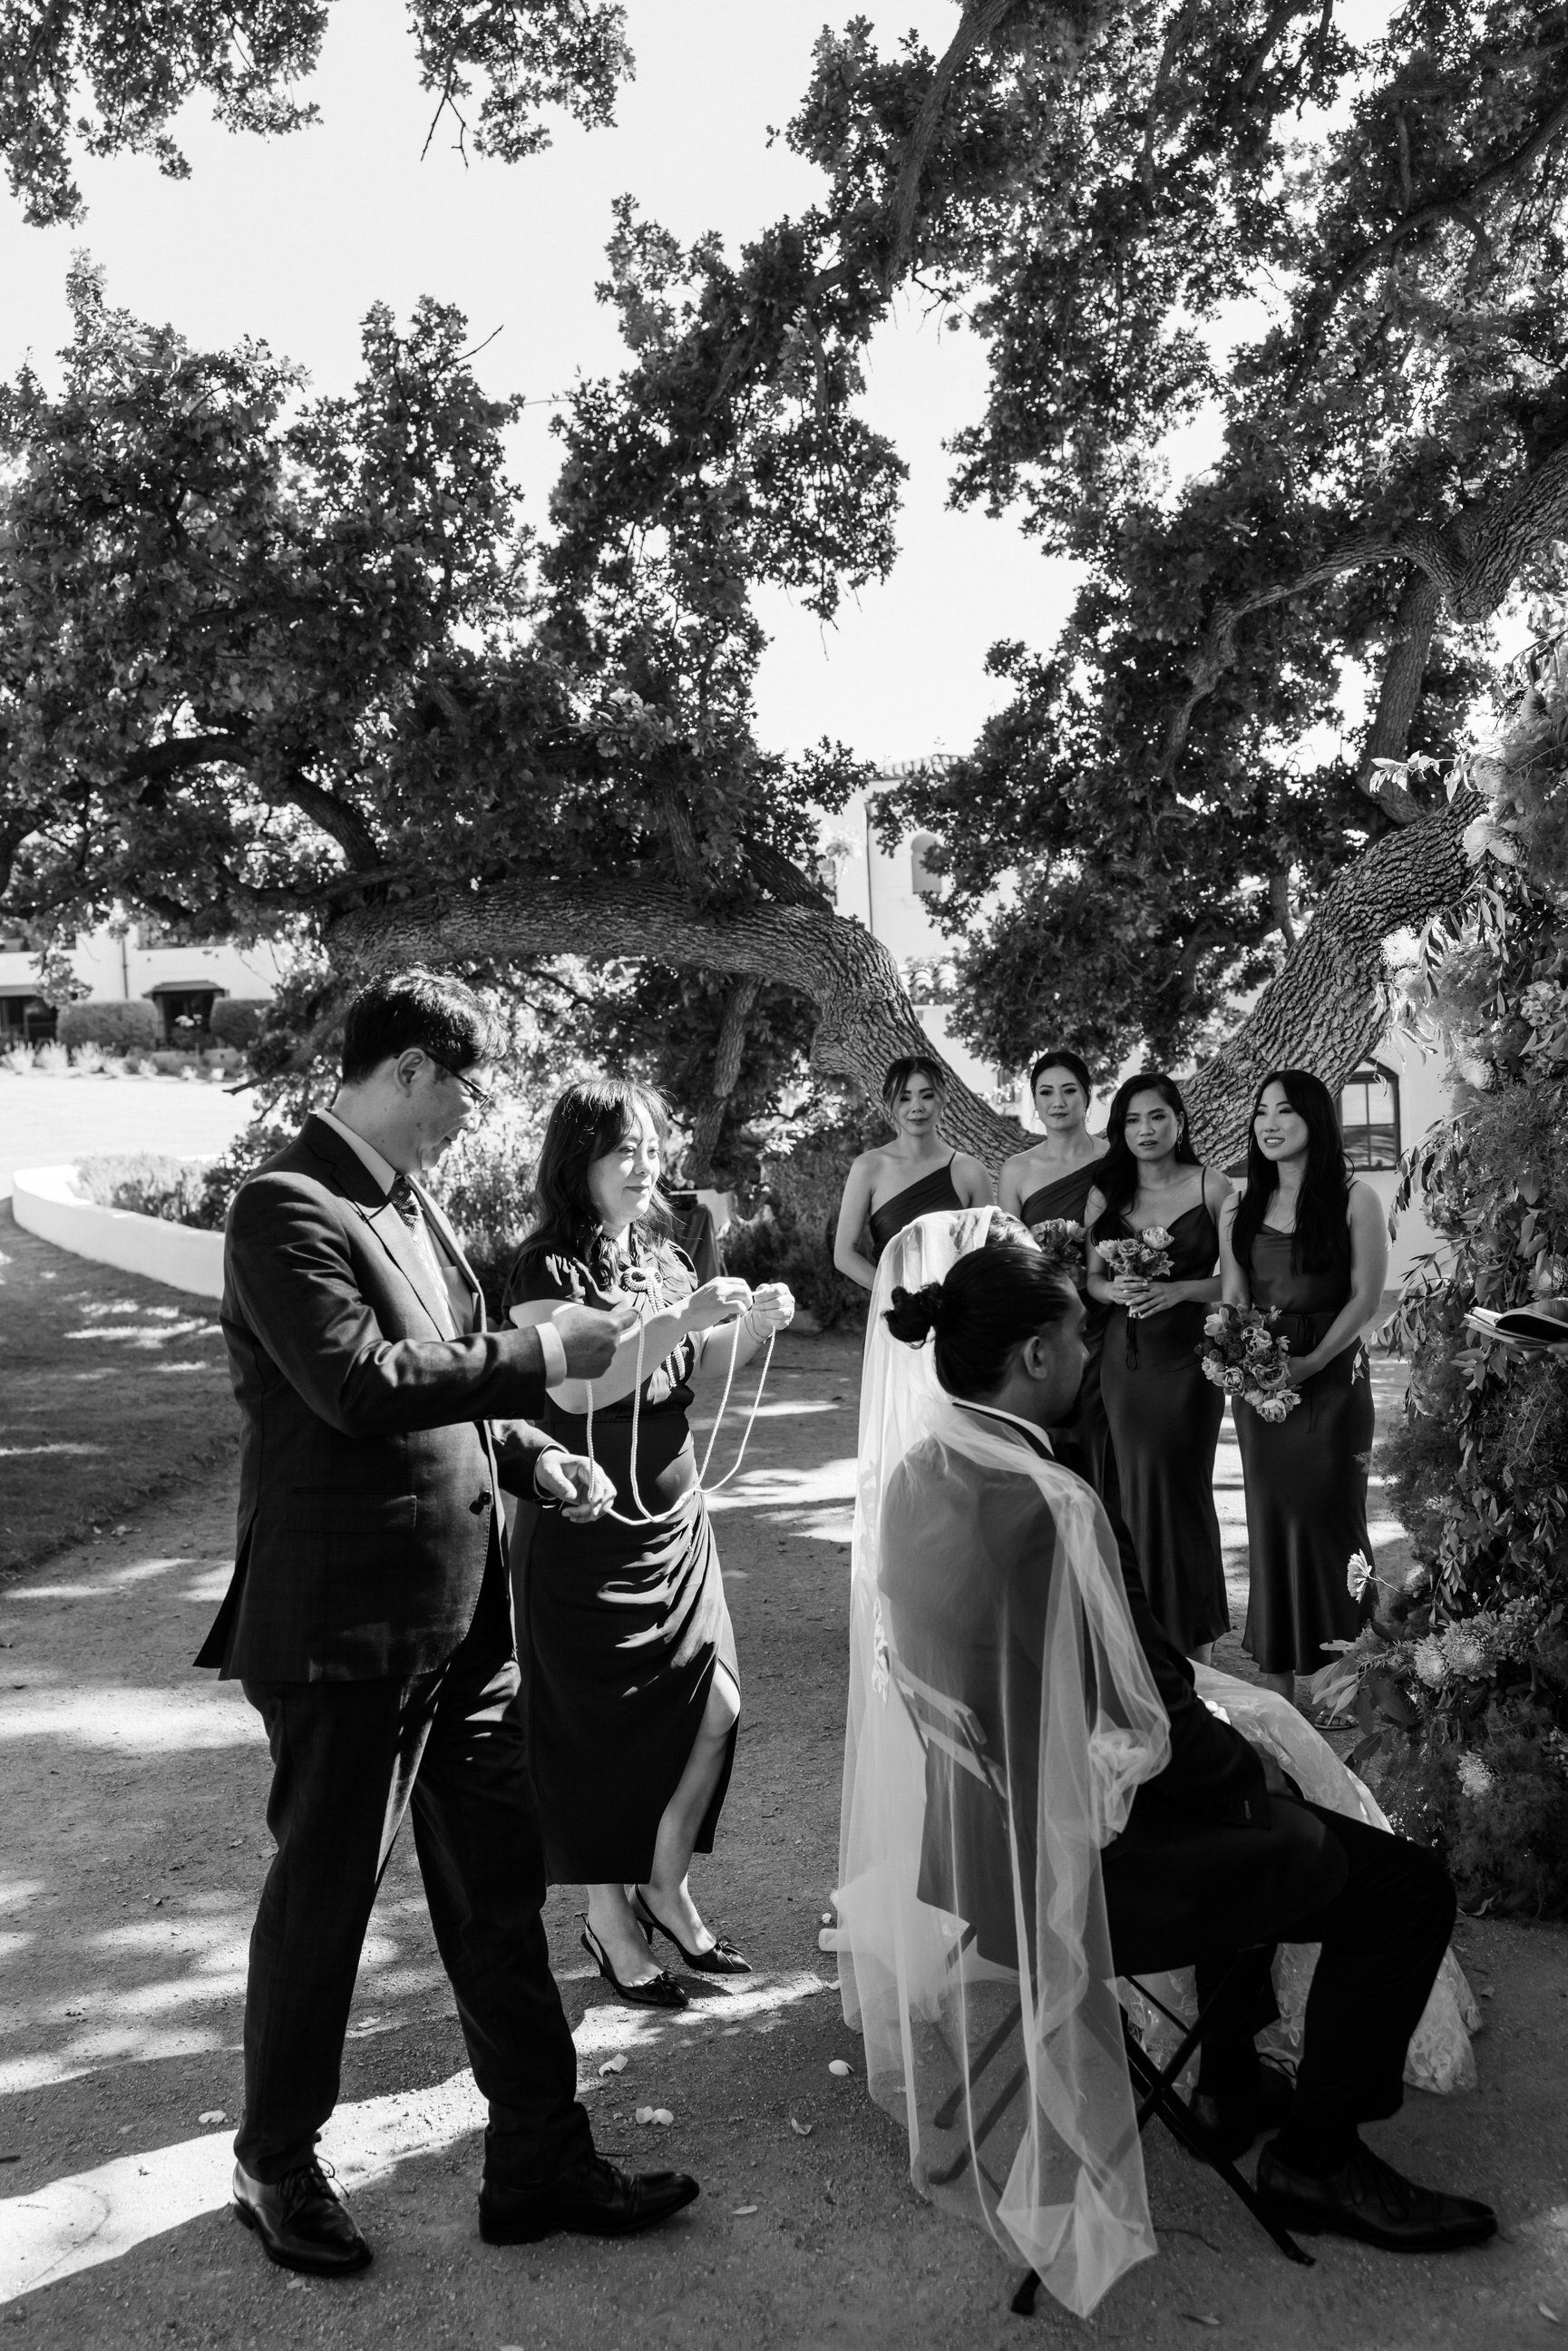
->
xmin=0 ymin=0 xmax=1076 ymax=767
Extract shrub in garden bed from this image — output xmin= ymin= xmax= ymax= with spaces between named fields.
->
xmin=722 ymin=1094 xmax=874 ymax=1332
xmin=1339 ymin=629 xmax=1568 ymax=1915
xmin=59 ymin=999 xmax=160 ymax=1052
xmin=209 ymin=998 xmax=270 ymax=1051
xmin=77 ymin=1151 xmax=214 ymax=1226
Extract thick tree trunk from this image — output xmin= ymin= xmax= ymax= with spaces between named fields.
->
xmin=1183 ymin=792 xmax=1478 ymax=1164
xmin=687 ymin=974 xmax=761 ymax=1183
xmin=333 ymin=874 xmax=1024 ymax=1160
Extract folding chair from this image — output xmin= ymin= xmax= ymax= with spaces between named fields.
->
xmin=890 ymin=1659 xmax=1311 ymax=2312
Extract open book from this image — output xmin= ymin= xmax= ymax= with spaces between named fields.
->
xmin=1464 ymin=1304 xmax=1568 ymax=1349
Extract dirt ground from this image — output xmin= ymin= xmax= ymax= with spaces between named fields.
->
xmin=2 ymin=1325 xmax=1566 ymax=2351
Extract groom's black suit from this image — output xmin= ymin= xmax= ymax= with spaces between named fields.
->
xmin=199 ymin=1113 xmax=593 ymax=2187
xmin=881 ymin=1409 xmax=1456 ymax=2147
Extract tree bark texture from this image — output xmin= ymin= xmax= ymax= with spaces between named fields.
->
xmin=336 ymin=787 xmax=1479 ymax=1178
xmin=1183 ymin=792 xmax=1478 ymax=1166
xmin=334 ymin=875 xmax=1025 ymax=1160
xmin=687 ymin=973 xmax=762 ymax=1183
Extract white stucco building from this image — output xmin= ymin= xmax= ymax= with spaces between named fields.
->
xmin=0 ymin=918 xmax=290 ymax=1045
xmin=828 ymin=769 xmax=1451 ymax=1291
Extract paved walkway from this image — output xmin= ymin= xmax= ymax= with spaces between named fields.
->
xmin=2 ymin=1323 xmax=1564 ymax=2348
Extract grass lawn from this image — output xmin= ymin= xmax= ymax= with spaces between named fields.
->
xmin=0 ymin=1201 xmax=237 ymax=1579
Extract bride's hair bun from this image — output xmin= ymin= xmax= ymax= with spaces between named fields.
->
xmin=884 ymin=1281 xmax=946 ymax=1345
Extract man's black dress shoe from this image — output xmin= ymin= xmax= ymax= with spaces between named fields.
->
xmin=479 ymin=2152 xmax=700 ymax=2244
xmin=1187 ymin=2062 xmax=1295 ymax=2161
xmin=1256 ymin=2139 xmax=1497 ymax=2252
xmin=232 ymin=2158 xmax=372 ymax=2275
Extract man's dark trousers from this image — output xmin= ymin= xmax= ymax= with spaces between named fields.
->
xmin=235 ymin=1548 xmax=591 ymax=2188
xmin=1102 ymin=1792 xmax=1457 ymax=2139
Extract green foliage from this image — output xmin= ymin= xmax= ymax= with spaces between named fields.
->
xmin=57 ymin=999 xmax=160 ymax=1051
xmin=209 ymin=999 xmax=271 ymax=1050
xmin=76 ymin=1152 xmax=213 ymax=1225
xmin=1315 ymin=628 xmax=1568 ymax=1906
xmin=723 ymin=1091 xmax=876 ymax=1332
xmin=0 ymin=0 xmax=632 ymax=229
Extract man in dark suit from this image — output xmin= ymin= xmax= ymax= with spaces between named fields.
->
xmin=199 ymin=969 xmax=698 ymax=2275
xmin=879 ymin=1253 xmax=1496 ymax=2257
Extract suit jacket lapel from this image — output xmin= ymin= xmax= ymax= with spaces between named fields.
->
xmin=411 ymin=1177 xmax=485 ymax=1332
xmin=301 ymin=1114 xmax=453 ymax=1339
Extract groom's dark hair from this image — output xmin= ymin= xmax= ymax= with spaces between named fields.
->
xmin=340 ymin=969 xmax=495 ymax=1084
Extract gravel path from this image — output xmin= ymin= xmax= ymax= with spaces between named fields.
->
xmin=1 ymin=1332 xmax=1564 ymax=2348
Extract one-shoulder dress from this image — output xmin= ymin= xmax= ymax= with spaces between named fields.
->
xmin=502 ymin=1244 xmax=738 ymax=1884
xmin=1096 ymin=1198 xmax=1228 ymax=1654
xmin=1019 ymin=1159 xmax=1118 ymax=1516
xmin=868 ymin=1155 xmax=965 ymax=1260
xmin=1240 ymin=1230 xmax=1376 ymax=1677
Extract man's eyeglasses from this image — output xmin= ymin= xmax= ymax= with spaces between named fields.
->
xmin=432 ymin=1058 xmax=495 ymax=1114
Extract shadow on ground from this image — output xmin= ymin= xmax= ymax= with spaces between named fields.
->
xmin=2 ymin=1332 xmax=1565 ymax=2349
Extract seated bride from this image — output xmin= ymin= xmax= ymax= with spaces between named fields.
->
xmin=833 ymin=1208 xmax=1494 ymax=2317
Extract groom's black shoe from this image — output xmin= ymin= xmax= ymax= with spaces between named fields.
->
xmin=1255 ymin=2138 xmax=1497 ymax=2253
xmin=231 ymin=2158 xmax=372 ymax=2275
xmin=479 ymin=2151 xmax=699 ymax=2243
xmin=1187 ymin=2061 xmax=1295 ymax=2161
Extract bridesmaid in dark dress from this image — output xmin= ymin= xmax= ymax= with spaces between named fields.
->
xmin=998 ymin=1046 xmax=1117 ymax=1510
xmin=834 ymin=1053 xmax=994 ymax=1288
xmin=1219 ymin=1070 xmax=1389 ymax=1705
xmin=1086 ymin=1073 xmax=1232 ymax=1661
xmin=504 ymin=1079 xmax=794 ymax=2005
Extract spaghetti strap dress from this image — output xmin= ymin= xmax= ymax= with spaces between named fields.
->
xmin=1020 ymin=1160 xmax=1118 ymax=1517
xmin=1240 ymin=1229 xmax=1376 ymax=1676
xmin=867 ymin=1154 xmax=965 ymax=1260
xmin=1096 ymin=1198 xmax=1229 ymax=1654
xmin=502 ymin=1242 xmax=738 ymax=1885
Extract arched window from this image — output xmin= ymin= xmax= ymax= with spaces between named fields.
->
xmin=910 ymin=831 xmax=943 ymax=898
xmin=1340 ymin=1064 xmax=1400 ymax=1169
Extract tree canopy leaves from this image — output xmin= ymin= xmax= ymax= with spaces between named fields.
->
xmin=0 ymin=0 xmax=633 ymax=227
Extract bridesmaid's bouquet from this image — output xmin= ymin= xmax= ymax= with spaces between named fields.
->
xmin=1096 ymin=1227 xmax=1174 ymax=1281
xmin=1197 ymin=1303 xmax=1300 ymax=1420
xmin=1027 ymin=1218 xmax=1086 ymax=1276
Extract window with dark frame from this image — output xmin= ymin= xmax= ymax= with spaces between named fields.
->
xmin=1340 ymin=1065 xmax=1401 ymax=1170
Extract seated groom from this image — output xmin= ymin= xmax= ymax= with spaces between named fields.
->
xmin=198 ymin=968 xmax=699 ymax=2275
xmin=879 ymin=1237 xmax=1496 ymax=2257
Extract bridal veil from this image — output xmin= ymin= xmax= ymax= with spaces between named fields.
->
xmin=833 ymin=1208 xmax=1172 ymax=2314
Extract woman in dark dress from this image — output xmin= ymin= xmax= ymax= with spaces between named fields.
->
xmin=998 ymin=1046 xmax=1116 ymax=1508
xmin=1086 ymin=1074 xmax=1232 ymax=1661
xmin=1219 ymin=1071 xmax=1388 ymax=1705
xmin=504 ymin=1079 xmax=794 ymax=2006
xmin=833 ymin=1053 xmax=993 ymax=1288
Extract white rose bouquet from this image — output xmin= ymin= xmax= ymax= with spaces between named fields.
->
xmin=1196 ymin=1302 xmax=1300 ymax=1420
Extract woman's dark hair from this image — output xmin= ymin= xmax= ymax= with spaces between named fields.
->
xmin=1088 ymin=1072 xmax=1199 ymax=1237
xmin=1231 ymin=1070 xmax=1353 ymax=1276
xmin=881 ymin=1054 xmax=947 ymax=1117
xmin=340 ymin=967 xmax=494 ymax=1084
xmin=884 ymin=1239 xmax=1078 ymax=1400
xmin=1027 ymin=1046 xmax=1094 ymax=1103
xmin=521 ymin=1078 xmax=677 ymax=1288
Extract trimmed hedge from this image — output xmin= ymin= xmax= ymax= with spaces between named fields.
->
xmin=209 ymin=997 xmax=270 ymax=1049
xmin=57 ymin=999 xmax=160 ymax=1051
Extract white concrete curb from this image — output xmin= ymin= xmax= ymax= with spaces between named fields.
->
xmin=10 ymin=1164 xmax=224 ymax=1301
